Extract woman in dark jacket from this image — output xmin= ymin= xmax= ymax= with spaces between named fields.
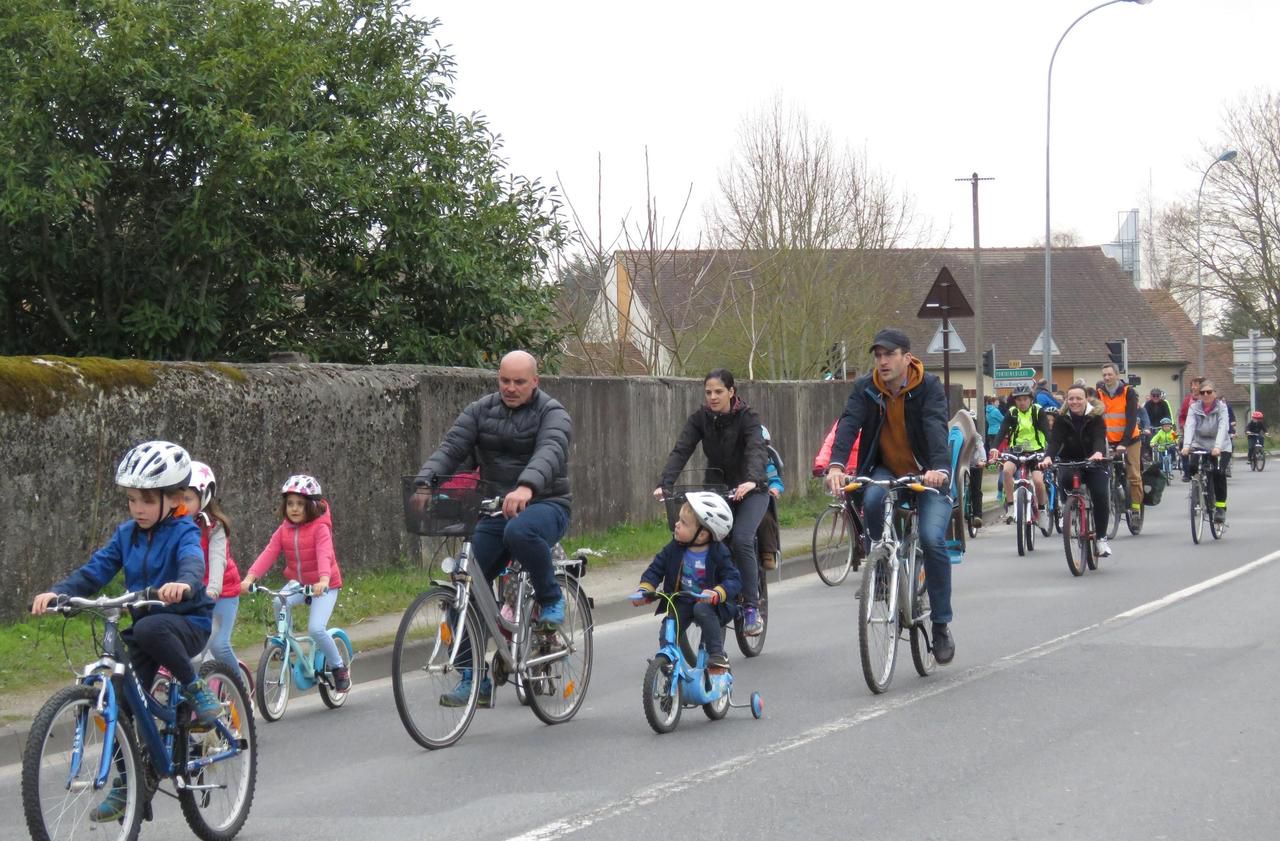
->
xmin=1041 ymin=384 xmax=1111 ymax=556
xmin=654 ymin=369 xmax=769 ymax=635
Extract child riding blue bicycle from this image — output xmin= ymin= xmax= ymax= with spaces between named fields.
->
xmin=631 ymin=492 xmax=740 ymax=672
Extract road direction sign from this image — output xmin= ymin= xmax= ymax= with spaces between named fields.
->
xmin=1233 ymin=364 xmax=1277 ymax=375
xmin=1233 ymin=337 xmax=1277 ymax=351
xmin=1233 ymin=350 xmax=1277 ymax=365
xmin=994 ymin=367 xmax=1035 ymax=379
xmin=927 ymin=323 xmax=967 ymax=354
xmin=992 ymin=378 xmax=1036 ymax=391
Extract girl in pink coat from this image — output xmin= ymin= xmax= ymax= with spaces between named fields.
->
xmin=241 ymin=474 xmax=349 ymax=691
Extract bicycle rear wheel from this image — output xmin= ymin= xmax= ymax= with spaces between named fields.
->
xmin=858 ymin=551 xmax=899 ymax=694
xmin=23 ymin=684 xmax=144 ymax=841
xmin=1207 ymin=484 xmax=1225 ymax=540
xmin=734 ymin=564 xmax=768 ymax=658
xmin=1107 ymin=482 xmax=1122 ymax=540
xmin=391 ymin=587 xmax=483 ymax=749
xmin=1063 ymin=500 xmax=1085 ymax=577
xmin=317 ymin=631 xmax=353 ymax=709
xmin=527 ymin=574 xmax=594 ymax=725
xmin=177 ymin=662 xmax=257 ymax=841
xmin=1259 ymin=448 xmax=1267 ymax=472
xmin=812 ymin=504 xmax=854 ymax=586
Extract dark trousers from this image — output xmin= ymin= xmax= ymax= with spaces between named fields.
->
xmin=755 ymin=497 xmax=780 ymax=556
xmin=968 ymin=465 xmax=983 ymax=518
xmin=1188 ymin=453 xmax=1228 ymax=503
xmin=1059 ymin=465 xmax=1110 ymax=537
xmin=666 ymin=598 xmax=725 ymax=657
xmin=122 ymin=612 xmax=210 ymax=689
xmin=729 ymin=492 xmax=769 ymax=605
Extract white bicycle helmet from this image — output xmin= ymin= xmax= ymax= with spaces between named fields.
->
xmin=116 ymin=441 xmax=192 ymax=490
xmin=187 ymin=461 xmax=217 ymax=509
xmin=281 ymin=474 xmax=323 ymax=499
xmin=685 ymin=491 xmax=734 ymax=542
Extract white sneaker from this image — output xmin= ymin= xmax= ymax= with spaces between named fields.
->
xmin=1096 ymin=538 xmax=1112 ymax=557
xmin=1036 ymin=509 xmax=1050 ymax=530
xmin=1003 ymin=506 xmax=1013 ymax=525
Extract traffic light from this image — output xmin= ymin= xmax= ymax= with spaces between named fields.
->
xmin=1105 ymin=338 xmax=1128 ymax=372
xmin=982 ymin=347 xmax=995 ymax=378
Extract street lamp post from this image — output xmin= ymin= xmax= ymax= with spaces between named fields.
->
xmin=1196 ymin=149 xmax=1238 ymax=376
xmin=1044 ymin=0 xmax=1154 ymax=388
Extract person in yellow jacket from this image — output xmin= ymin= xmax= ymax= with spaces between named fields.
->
xmin=988 ymin=385 xmax=1051 ymax=529
xmin=1097 ymin=362 xmax=1144 ymax=522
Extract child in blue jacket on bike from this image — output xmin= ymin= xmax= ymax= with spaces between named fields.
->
xmin=30 ymin=441 xmax=219 ymax=823
xmin=632 ymin=492 xmax=742 ymax=671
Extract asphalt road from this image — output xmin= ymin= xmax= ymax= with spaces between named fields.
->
xmin=3 ymin=465 xmax=1277 ymax=840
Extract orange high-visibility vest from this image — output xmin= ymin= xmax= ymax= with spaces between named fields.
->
xmin=1098 ymin=385 xmax=1139 ymax=443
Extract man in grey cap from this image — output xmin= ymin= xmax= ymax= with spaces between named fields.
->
xmin=824 ymin=327 xmax=957 ymax=664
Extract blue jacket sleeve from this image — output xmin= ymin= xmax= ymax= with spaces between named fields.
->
xmin=53 ymin=525 xmax=127 ymax=597
xmin=639 ymin=543 xmax=676 ymax=591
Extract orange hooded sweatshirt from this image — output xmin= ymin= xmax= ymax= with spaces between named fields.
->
xmin=874 ymin=357 xmax=926 ymax=477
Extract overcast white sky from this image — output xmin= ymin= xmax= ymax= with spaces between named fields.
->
xmin=409 ymin=0 xmax=1277 ymax=254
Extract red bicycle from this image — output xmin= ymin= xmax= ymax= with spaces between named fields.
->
xmin=1055 ymin=460 xmax=1103 ymax=577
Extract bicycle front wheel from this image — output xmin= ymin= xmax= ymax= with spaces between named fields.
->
xmin=527 ymin=574 xmax=594 ymax=726
xmin=642 ymin=655 xmax=681 ymax=734
xmin=254 ymin=642 xmax=290 ymax=723
xmin=858 ymin=552 xmax=899 ymax=694
xmin=177 ymin=663 xmax=257 ymax=841
xmin=391 ymin=586 xmax=483 ymax=750
xmin=1189 ymin=481 xmax=1204 ymax=544
xmin=812 ymin=504 xmax=854 ymax=586
xmin=23 ymin=684 xmax=144 ymax=841
xmin=1063 ymin=500 xmax=1085 ymax=577
xmin=1015 ymin=490 xmax=1028 ymax=557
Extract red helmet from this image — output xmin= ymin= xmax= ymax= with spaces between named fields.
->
xmin=1251 ymin=411 xmax=1264 ymax=420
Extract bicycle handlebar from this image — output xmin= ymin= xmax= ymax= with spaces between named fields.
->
xmin=248 ymin=582 xmax=316 ymax=599
xmin=841 ymin=475 xmax=940 ymax=495
xmin=998 ymin=451 xmax=1046 ymax=463
xmin=49 ymin=588 xmax=168 ymax=615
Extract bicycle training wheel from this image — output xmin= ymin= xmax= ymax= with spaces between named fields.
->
xmin=254 ymin=642 xmax=290 ymax=722
xmin=734 ymin=564 xmax=768 ymax=658
xmin=907 ymin=536 xmax=935 ymax=677
xmin=642 ymin=655 xmax=681 ymax=734
xmin=858 ymin=551 xmax=899 ymax=694
xmin=527 ymin=574 xmax=594 ymax=726
xmin=1189 ymin=481 xmax=1204 ymax=545
xmin=318 ymin=632 xmax=353 ymax=709
xmin=812 ymin=504 xmax=854 ymax=586
xmin=391 ymin=586 xmax=484 ymax=749
xmin=177 ymin=662 xmax=257 ymax=841
xmin=23 ymin=685 xmax=144 ymax=841
xmin=1063 ymin=501 xmax=1085 ymax=577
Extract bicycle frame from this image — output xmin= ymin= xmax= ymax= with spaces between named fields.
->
xmin=62 ymin=598 xmax=242 ymax=792
xmin=262 ymin=586 xmax=322 ymax=689
xmin=858 ymin=478 xmax=928 ymax=628
xmin=654 ymin=604 xmax=731 ymax=706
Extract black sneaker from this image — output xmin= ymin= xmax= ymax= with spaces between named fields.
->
xmin=932 ymin=623 xmax=955 ymax=665
xmin=332 ymin=666 xmax=351 ymax=692
xmin=707 ymin=652 xmax=730 ymax=671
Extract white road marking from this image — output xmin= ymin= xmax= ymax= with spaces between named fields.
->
xmin=504 ymin=548 xmax=1280 ymax=841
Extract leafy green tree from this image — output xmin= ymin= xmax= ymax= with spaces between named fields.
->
xmin=0 ymin=0 xmax=564 ymax=364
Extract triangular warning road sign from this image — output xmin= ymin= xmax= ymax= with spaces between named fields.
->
xmin=916 ymin=267 xmax=974 ymax=319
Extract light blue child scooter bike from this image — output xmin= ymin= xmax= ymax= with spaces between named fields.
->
xmin=632 ymin=590 xmax=763 ymax=734
xmin=248 ymin=581 xmax=354 ymax=722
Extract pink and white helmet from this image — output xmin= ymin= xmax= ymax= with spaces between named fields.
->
xmin=281 ymin=474 xmax=323 ymax=499
xmin=187 ymin=461 xmax=217 ymax=509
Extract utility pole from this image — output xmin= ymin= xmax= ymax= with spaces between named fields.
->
xmin=957 ymin=172 xmax=995 ymax=413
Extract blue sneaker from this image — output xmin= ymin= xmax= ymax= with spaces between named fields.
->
xmin=91 ymin=777 xmax=128 ymax=823
xmin=743 ymin=605 xmax=763 ymax=636
xmin=182 ymin=679 xmax=222 ymax=728
xmin=538 ymin=597 xmax=565 ymax=628
xmin=439 ymin=669 xmax=492 ymax=707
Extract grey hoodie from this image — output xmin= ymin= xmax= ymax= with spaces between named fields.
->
xmin=1183 ymin=399 xmax=1232 ymax=453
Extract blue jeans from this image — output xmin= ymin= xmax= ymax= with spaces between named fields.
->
xmin=861 ymin=466 xmax=954 ymax=625
xmin=205 ymin=596 xmax=240 ymax=674
xmin=470 ymin=500 xmax=569 ymax=606
xmin=284 ymin=587 xmax=343 ymax=668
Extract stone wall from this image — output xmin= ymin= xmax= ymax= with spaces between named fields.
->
xmin=0 ymin=357 xmax=848 ymax=621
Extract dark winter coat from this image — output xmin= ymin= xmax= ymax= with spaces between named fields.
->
xmin=417 ymin=389 xmax=572 ymax=510
xmin=829 ymin=367 xmax=951 ymax=478
xmin=1047 ymin=410 xmax=1107 ymax=462
xmin=659 ymin=397 xmax=768 ymax=491
xmin=637 ymin=539 xmax=742 ymax=624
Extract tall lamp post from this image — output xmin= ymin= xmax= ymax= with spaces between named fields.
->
xmin=1196 ymin=149 xmax=1238 ymax=376
xmin=1044 ymin=0 xmax=1154 ymax=388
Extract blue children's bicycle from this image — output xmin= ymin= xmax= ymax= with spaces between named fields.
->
xmin=634 ymin=590 xmax=763 ymax=734
xmin=21 ymin=589 xmax=257 ymax=841
xmin=247 ymin=582 xmax=353 ymax=722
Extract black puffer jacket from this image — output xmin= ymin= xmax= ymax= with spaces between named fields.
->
xmin=416 ymin=389 xmax=572 ymax=510
xmin=659 ymin=397 xmax=768 ymax=491
xmin=1047 ymin=410 xmax=1106 ymax=461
